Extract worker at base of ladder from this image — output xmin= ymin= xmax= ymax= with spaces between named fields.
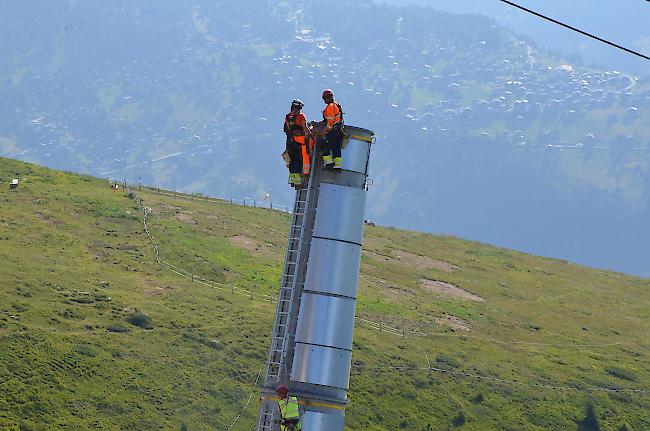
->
xmin=284 ymin=99 xmax=313 ymax=188
xmin=276 ymin=385 xmax=302 ymax=430
xmin=318 ymin=89 xmax=345 ymax=170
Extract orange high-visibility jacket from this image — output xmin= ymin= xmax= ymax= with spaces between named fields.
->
xmin=322 ymin=102 xmax=342 ymax=130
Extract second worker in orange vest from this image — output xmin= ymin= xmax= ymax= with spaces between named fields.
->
xmin=319 ymin=89 xmax=344 ymax=169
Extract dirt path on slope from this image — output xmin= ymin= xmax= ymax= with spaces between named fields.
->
xmin=420 ymin=278 xmax=485 ymax=302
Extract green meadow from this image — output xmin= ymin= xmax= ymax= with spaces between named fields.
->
xmin=0 ymin=157 xmax=648 ymax=430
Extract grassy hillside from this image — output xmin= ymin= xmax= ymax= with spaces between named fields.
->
xmin=1 ymin=157 xmax=649 ymax=431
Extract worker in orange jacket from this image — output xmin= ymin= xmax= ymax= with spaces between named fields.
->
xmin=284 ymin=99 xmax=312 ymax=186
xmin=319 ymin=89 xmax=344 ymax=169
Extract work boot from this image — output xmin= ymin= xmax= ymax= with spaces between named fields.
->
xmin=293 ymin=174 xmax=302 ymax=186
xmin=323 ymin=155 xmax=334 ymax=167
xmin=333 ymin=157 xmax=342 ymax=169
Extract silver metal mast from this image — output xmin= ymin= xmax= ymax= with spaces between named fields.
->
xmin=258 ymin=126 xmax=375 ymax=431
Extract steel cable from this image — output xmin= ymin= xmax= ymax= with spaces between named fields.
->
xmin=497 ymin=0 xmax=650 ymax=60
xmin=225 ymin=368 xmax=262 ymax=431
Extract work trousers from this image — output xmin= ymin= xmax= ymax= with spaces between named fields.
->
xmin=322 ymin=123 xmax=343 ymax=159
xmin=286 ymin=138 xmax=302 ymax=175
xmin=281 ymin=419 xmax=301 ymax=431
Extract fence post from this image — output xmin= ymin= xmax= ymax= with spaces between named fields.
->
xmin=191 ymin=274 xmax=194 ymax=282
xmin=253 ymin=200 xmax=256 ymax=208
xmin=250 ymin=290 xmax=253 ymax=300
xmin=157 ymin=187 xmax=160 ymax=195
xmin=379 ymin=323 xmax=382 ymax=333
xmin=231 ymin=285 xmax=234 ymax=295
xmin=230 ymin=198 xmax=233 ymax=205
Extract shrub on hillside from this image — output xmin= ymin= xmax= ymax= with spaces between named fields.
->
xmin=605 ymin=366 xmax=638 ymax=382
xmin=59 ymin=308 xmax=85 ymax=320
xmin=208 ymin=339 xmax=223 ymax=350
xmin=453 ymin=411 xmax=467 ymax=427
xmin=76 ymin=345 xmax=97 ymax=357
xmin=71 ymin=296 xmax=95 ymax=304
xmin=435 ymin=353 xmax=460 ymax=369
xmin=107 ymin=325 xmax=129 ymax=333
xmin=577 ymin=403 xmax=600 ymax=431
xmin=12 ymin=303 xmax=29 ymax=312
xmin=127 ymin=312 xmax=153 ymax=329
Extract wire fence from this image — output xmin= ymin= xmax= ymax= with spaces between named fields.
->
xmin=127 ymin=185 xmax=647 ymax=351
xmin=127 ymin=187 xmax=650 ymax=400
xmin=351 ymin=361 xmax=648 ymax=395
xmin=108 ymin=177 xmax=293 ymax=214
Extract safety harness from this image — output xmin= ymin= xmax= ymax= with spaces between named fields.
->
xmin=285 ymin=112 xmax=306 ymax=137
xmin=277 ymin=396 xmax=301 ymax=430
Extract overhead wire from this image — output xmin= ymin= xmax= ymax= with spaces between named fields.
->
xmin=497 ymin=0 xmax=650 ymax=61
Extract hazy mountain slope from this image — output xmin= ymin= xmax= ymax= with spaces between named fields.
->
xmin=382 ymin=0 xmax=650 ymax=74
xmin=1 ymin=157 xmax=649 ymax=430
xmin=0 ymin=0 xmax=648 ymax=278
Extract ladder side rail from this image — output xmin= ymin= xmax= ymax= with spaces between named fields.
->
xmin=257 ymin=400 xmax=277 ymax=431
xmin=278 ymin=149 xmax=321 ymax=382
xmin=264 ymin=190 xmax=308 ymax=386
xmin=283 ymin=181 xmax=319 ymax=378
xmin=260 ymin=156 xmax=318 ymax=428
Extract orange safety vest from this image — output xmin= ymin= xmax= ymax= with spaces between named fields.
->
xmin=323 ymin=102 xmax=343 ymax=128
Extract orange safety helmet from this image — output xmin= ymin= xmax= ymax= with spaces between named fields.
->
xmin=276 ymin=385 xmax=289 ymax=395
xmin=322 ymin=89 xmax=334 ymax=99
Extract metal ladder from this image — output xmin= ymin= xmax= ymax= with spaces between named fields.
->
xmin=258 ymin=153 xmax=321 ymax=431
xmin=265 ymin=160 xmax=321 ymax=384
xmin=264 ymin=186 xmax=310 ymax=383
xmin=258 ymin=411 xmax=275 ymax=431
